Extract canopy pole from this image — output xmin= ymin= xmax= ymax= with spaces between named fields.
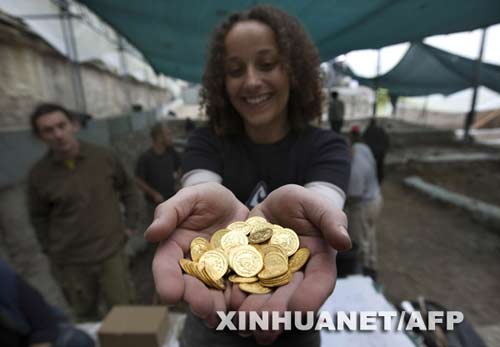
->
xmin=59 ymin=0 xmax=87 ymax=113
xmin=420 ymin=96 xmax=429 ymax=124
xmin=372 ymin=49 xmax=381 ymax=117
xmin=463 ymin=28 xmax=487 ymax=143
xmin=117 ymin=36 xmax=133 ymax=109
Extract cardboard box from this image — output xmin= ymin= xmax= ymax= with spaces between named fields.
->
xmin=98 ymin=305 xmax=169 ymax=347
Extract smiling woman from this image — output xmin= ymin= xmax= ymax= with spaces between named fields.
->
xmin=201 ymin=5 xmax=323 ymax=140
xmin=223 ymin=20 xmax=290 ymax=143
xmin=145 ymin=5 xmax=351 ymax=347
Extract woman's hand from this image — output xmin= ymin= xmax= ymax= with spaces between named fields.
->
xmin=145 ymin=182 xmax=249 ymax=327
xmin=229 ymin=184 xmax=351 ymax=344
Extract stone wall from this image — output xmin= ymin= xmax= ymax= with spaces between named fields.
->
xmin=0 ymin=184 xmax=72 ymax=317
xmin=0 ymin=14 xmax=172 ymax=131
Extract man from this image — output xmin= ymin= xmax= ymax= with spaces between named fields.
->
xmin=347 ymin=125 xmax=383 ymax=281
xmin=328 ymin=90 xmax=345 ymax=133
xmin=362 ymin=117 xmax=390 ymax=183
xmin=27 ymin=103 xmax=140 ymax=321
xmin=135 ymin=122 xmax=180 ymax=222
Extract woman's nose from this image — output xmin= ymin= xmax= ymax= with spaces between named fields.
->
xmin=243 ymin=67 xmax=262 ymax=89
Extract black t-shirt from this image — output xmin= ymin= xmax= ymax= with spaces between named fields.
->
xmin=182 ymin=126 xmax=350 ymax=207
xmin=136 ymin=147 xmax=180 ymax=203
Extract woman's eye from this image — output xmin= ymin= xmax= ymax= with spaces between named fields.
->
xmin=259 ymin=62 xmax=276 ymax=71
xmin=226 ymin=66 xmax=244 ymax=77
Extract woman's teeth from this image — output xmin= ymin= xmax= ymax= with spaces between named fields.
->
xmin=245 ymin=94 xmax=270 ymax=105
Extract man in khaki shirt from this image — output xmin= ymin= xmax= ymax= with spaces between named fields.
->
xmin=28 ymin=103 xmax=140 ymax=321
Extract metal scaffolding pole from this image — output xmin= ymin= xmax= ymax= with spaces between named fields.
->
xmin=59 ymin=0 xmax=87 ymax=112
xmin=463 ymin=28 xmax=487 ymax=143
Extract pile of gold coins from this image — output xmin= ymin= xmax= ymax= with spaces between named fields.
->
xmin=179 ymin=216 xmax=310 ymax=294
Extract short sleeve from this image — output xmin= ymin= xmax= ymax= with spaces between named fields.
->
xmin=182 ymin=127 xmax=223 ymax=175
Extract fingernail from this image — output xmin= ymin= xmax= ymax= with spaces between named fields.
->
xmin=338 ymin=225 xmax=349 ymax=237
xmin=339 ymin=225 xmax=352 ymax=249
xmin=144 ymin=218 xmax=160 ymax=237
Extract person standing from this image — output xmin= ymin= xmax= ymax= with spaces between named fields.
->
xmin=347 ymin=126 xmax=383 ymax=281
xmin=362 ymin=118 xmax=390 ymax=183
xmin=328 ymin=91 xmax=345 ymax=133
xmin=145 ymin=6 xmax=351 ymax=346
xmin=27 ymin=103 xmax=140 ymax=321
xmin=135 ymin=122 xmax=181 ymax=223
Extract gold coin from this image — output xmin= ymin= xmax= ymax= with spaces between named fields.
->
xmin=245 ymin=216 xmax=268 ymax=225
xmin=264 ymin=251 xmax=288 ymax=270
xmin=190 ymin=237 xmax=210 ymax=262
xmin=239 ymin=282 xmax=272 ymax=294
xmin=210 ymin=228 xmax=229 ymax=248
xmin=248 ymin=226 xmax=273 ymax=244
xmin=198 ymin=262 xmax=226 ymax=290
xmin=228 ymin=274 xmax=258 ymax=283
xmin=270 ymin=228 xmax=299 ymax=256
xmin=260 ymin=270 xmax=292 ymax=287
xmin=220 ymin=230 xmax=248 ymax=251
xmin=272 ymin=224 xmax=284 ymax=231
xmin=231 ymin=245 xmax=264 ymax=278
xmin=179 ymin=258 xmax=196 ymax=276
xmin=194 ymin=262 xmax=211 ymax=285
xmin=181 ymin=219 xmax=310 ymax=293
xmin=289 ymin=248 xmax=310 ymax=272
xmin=226 ymin=245 xmax=254 ymax=268
xmin=199 ymin=250 xmax=228 ymax=280
xmin=259 ymin=244 xmax=287 ymax=257
xmin=227 ymin=221 xmax=253 ymax=235
xmin=258 ymin=267 xmax=287 ymax=280
xmin=258 ymin=250 xmax=288 ymax=279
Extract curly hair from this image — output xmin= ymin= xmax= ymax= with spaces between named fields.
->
xmin=201 ymin=5 xmax=324 ymax=136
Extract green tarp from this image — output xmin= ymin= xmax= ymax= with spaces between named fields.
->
xmin=78 ymin=0 xmax=500 ymax=83
xmin=344 ymin=42 xmax=500 ymax=96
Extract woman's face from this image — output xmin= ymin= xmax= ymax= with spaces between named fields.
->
xmin=224 ymin=20 xmax=290 ymax=133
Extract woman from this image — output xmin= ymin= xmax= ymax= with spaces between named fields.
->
xmin=145 ymin=5 xmax=351 ymax=346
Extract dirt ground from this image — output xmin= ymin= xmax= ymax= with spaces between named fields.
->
xmin=130 ymin=155 xmax=500 ymax=345
xmin=378 ymin=166 xmax=500 ymax=324
xmin=378 ymin=162 xmax=500 ymax=346
xmin=406 ymin=160 xmax=500 ymax=207
xmin=130 ymin=243 xmax=157 ymax=305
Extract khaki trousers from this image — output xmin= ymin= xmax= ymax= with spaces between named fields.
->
xmin=348 ymin=195 xmax=383 ymax=270
xmin=52 ymin=248 xmax=134 ymax=321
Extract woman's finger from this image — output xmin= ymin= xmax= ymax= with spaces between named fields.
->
xmin=253 ymin=272 xmax=304 ymax=345
xmin=152 ymin=240 xmax=185 ymax=305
